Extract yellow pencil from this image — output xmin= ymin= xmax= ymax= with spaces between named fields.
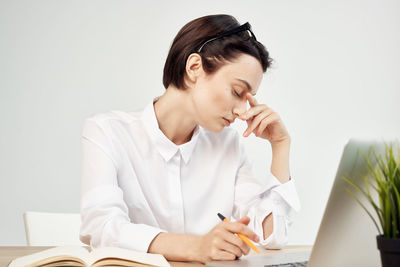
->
xmin=217 ymin=213 xmax=259 ymax=253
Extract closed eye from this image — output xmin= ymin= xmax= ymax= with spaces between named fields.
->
xmin=233 ymin=90 xmax=241 ymax=97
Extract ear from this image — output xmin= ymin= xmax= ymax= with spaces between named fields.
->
xmin=185 ymin=53 xmax=203 ymax=85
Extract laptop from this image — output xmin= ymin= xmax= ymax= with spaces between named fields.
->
xmin=207 ymin=138 xmax=394 ymax=267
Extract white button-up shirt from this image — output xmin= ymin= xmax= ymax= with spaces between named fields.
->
xmin=79 ymin=98 xmax=301 ymax=253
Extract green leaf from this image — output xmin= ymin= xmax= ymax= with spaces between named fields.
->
xmin=344 ymin=187 xmax=382 ymax=234
xmin=343 ymin=140 xmax=400 ymax=237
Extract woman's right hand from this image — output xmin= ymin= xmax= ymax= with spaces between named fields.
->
xmin=195 ymin=216 xmax=260 ymax=264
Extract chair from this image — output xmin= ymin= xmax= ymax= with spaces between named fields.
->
xmin=23 ymin=211 xmax=86 ymax=246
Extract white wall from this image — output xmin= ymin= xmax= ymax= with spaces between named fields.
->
xmin=1 ymin=0 xmax=399 ymax=246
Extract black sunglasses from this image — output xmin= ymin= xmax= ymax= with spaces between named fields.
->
xmin=196 ymin=22 xmax=257 ymax=53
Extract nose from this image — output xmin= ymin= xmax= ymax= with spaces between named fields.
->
xmin=232 ymin=100 xmax=247 ymax=119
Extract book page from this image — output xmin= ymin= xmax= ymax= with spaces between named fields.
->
xmin=8 ymin=246 xmax=90 ymax=267
xmin=87 ymin=247 xmax=170 ymax=267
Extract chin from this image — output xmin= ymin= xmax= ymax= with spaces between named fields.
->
xmin=208 ymin=124 xmax=226 ymax=133
xmin=200 ymin=123 xmax=224 ymax=133
xmin=198 ymin=116 xmax=227 ymax=133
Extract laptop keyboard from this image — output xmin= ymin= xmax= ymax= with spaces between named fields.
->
xmin=265 ymin=261 xmax=308 ymax=267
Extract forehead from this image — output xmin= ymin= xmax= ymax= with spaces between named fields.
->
xmin=214 ymin=54 xmax=263 ymax=93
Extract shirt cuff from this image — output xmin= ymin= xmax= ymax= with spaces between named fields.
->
xmin=251 ymin=196 xmax=290 ymax=249
xmin=117 ymin=223 xmax=167 ymax=252
xmin=252 ymin=175 xmax=301 ymax=248
xmin=269 ymin=174 xmax=301 ymax=213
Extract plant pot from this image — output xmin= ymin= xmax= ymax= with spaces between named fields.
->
xmin=377 ymin=235 xmax=400 ymax=267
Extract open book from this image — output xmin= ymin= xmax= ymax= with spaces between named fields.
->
xmin=8 ymin=246 xmax=171 ymax=267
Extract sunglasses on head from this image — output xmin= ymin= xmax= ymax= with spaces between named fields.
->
xmin=196 ymin=22 xmax=257 ymax=53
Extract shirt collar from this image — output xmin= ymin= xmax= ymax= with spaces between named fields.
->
xmin=179 ymin=125 xmax=200 ymax=164
xmin=141 ymin=97 xmax=201 ymax=164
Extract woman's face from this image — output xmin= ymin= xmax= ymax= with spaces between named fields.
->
xmin=190 ymin=53 xmax=263 ymax=133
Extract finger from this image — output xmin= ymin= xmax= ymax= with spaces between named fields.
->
xmin=246 ymin=109 xmax=273 ymax=133
xmin=244 ymin=116 xmax=253 ymax=128
xmin=237 ymin=216 xmax=250 ymax=225
xmin=218 ymin=238 xmax=243 ymax=258
xmin=213 ymin=250 xmax=237 ymax=261
xmin=240 ymin=104 xmax=267 ymax=121
xmin=220 ymin=229 xmax=251 ymax=255
xmin=246 ymin=93 xmax=259 ymax=107
xmin=223 ymin=221 xmax=259 ymax=243
xmin=256 ymin=114 xmax=280 ymax=136
xmin=244 ymin=109 xmax=274 ymax=137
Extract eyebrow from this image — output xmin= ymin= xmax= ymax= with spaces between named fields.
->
xmin=235 ymin=78 xmax=256 ymax=96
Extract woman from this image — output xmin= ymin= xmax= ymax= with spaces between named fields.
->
xmin=79 ymin=14 xmax=300 ymax=264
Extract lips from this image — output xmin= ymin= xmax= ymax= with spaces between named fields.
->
xmin=223 ymin=118 xmax=233 ymax=126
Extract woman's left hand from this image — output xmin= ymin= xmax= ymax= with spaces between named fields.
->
xmin=239 ymin=93 xmax=290 ymax=144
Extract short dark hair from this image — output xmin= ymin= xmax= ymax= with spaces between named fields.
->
xmin=162 ymin=14 xmax=273 ymax=89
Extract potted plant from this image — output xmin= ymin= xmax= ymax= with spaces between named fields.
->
xmin=343 ymin=141 xmax=400 ymax=267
